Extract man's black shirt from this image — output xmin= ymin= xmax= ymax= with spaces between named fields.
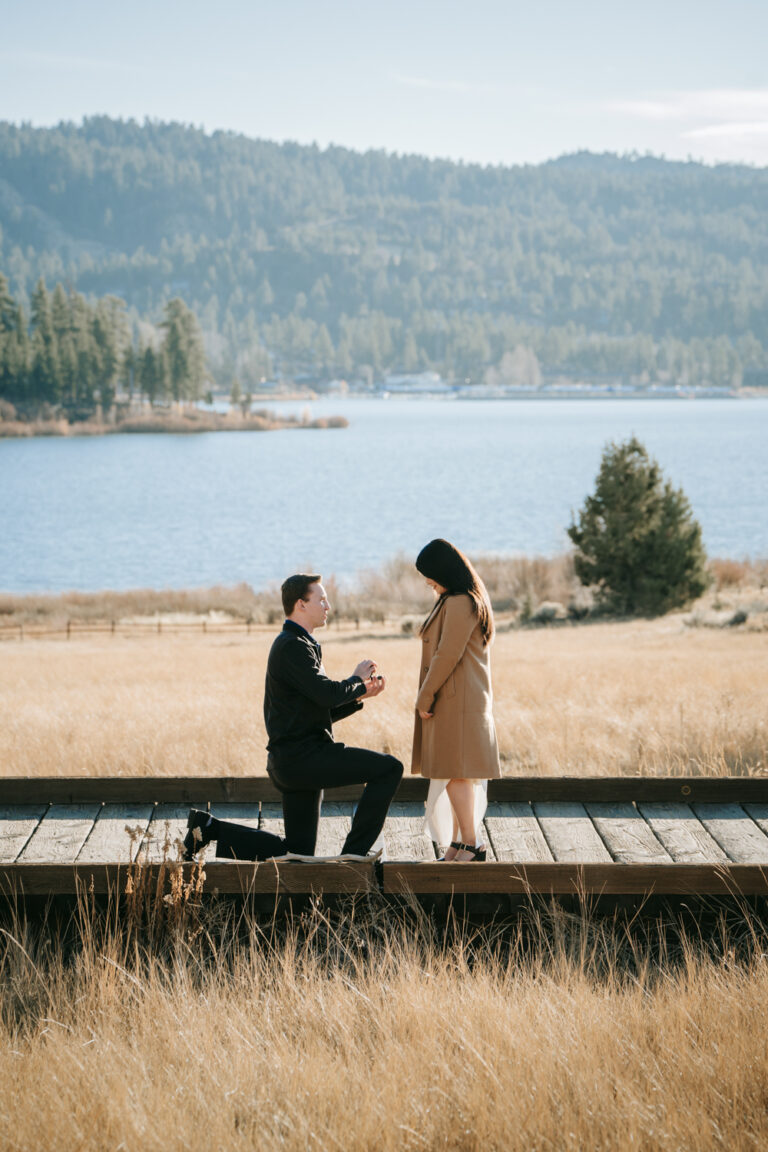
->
xmin=264 ymin=620 xmax=366 ymax=760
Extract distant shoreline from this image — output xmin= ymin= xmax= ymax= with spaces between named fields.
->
xmin=0 ymin=408 xmax=349 ymax=439
xmin=222 ymin=389 xmax=765 ymax=403
xmin=2 ymin=395 xmax=764 ymax=440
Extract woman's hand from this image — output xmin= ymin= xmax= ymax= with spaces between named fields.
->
xmin=418 ymin=709 xmax=434 ymax=720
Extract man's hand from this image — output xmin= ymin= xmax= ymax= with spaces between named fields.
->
xmin=361 ymin=674 xmax=386 ymax=699
xmin=353 ymin=659 xmax=377 ymax=681
xmin=418 ymin=709 xmax=434 ymax=720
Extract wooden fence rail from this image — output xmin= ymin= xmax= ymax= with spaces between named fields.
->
xmin=0 ymin=618 xmax=375 ymax=641
xmin=0 ymin=619 xmax=265 ymax=641
xmin=5 ymin=775 xmax=768 ymax=805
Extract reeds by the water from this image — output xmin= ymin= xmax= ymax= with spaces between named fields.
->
xmin=1 ymin=553 xmax=765 ymax=630
xmin=0 ymin=407 xmax=349 ymax=438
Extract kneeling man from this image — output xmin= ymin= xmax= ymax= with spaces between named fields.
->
xmin=184 ymin=574 xmax=402 ymax=860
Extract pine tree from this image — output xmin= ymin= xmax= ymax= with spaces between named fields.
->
xmin=161 ymin=297 xmax=206 ymax=402
xmin=30 ymin=279 xmax=61 ymax=406
xmin=567 ymin=436 xmax=708 ymax=615
xmin=92 ymin=296 xmax=127 ymax=412
xmin=138 ymin=343 xmax=165 ymax=405
xmin=49 ymin=284 xmax=78 ymax=407
xmin=3 ymin=303 xmax=30 ymax=399
xmin=0 ymin=273 xmax=16 ymax=334
xmin=71 ymin=291 xmax=98 ymax=411
xmin=0 ymin=274 xmax=21 ymax=398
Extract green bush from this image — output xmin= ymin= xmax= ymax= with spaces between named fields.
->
xmin=567 ymin=436 xmax=708 ymax=615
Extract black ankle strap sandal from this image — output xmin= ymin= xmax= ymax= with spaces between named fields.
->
xmin=443 ymin=841 xmax=487 ymax=862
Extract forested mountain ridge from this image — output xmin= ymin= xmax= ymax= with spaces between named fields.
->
xmin=1 ymin=117 xmax=766 ymax=388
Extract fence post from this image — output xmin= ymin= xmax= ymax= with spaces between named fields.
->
xmin=157 ymin=619 xmax=162 ymax=635
xmin=203 ymin=620 xmax=207 ymax=634
xmin=20 ymin=623 xmax=24 ymax=642
xmin=66 ymin=620 xmax=71 ymax=640
xmin=111 ymin=619 xmax=116 ymax=636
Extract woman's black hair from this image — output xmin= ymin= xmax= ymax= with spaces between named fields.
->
xmin=415 ymin=538 xmax=494 ymax=645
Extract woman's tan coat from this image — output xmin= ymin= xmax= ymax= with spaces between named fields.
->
xmin=411 ymin=593 xmax=500 ymax=780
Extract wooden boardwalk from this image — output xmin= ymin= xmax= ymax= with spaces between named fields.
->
xmin=3 ymin=776 xmax=768 ymax=899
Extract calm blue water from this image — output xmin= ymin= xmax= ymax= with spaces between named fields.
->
xmin=1 ymin=398 xmax=766 ymax=593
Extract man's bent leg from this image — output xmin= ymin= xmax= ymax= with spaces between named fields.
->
xmin=214 ymin=819 xmax=286 ymax=862
xmin=268 ymin=756 xmax=323 ymax=856
xmin=276 ymin=746 xmax=405 ymax=857
xmin=340 ymin=750 xmax=402 ymax=855
xmin=279 ymin=788 xmax=323 ymax=856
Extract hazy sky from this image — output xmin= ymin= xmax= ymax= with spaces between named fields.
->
xmin=2 ymin=0 xmax=767 ymax=167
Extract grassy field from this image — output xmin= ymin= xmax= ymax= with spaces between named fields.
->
xmin=0 ymin=613 xmax=765 ymax=778
xmin=2 ymin=892 xmax=768 ymax=1151
xmin=2 ymin=595 xmax=767 ymax=1149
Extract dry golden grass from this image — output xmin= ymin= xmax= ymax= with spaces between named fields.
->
xmin=0 ymin=582 xmax=273 ymax=627
xmin=2 ymin=894 xmax=768 ymax=1151
xmin=0 ymin=614 xmax=765 ymax=778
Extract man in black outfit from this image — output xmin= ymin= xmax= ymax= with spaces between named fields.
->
xmin=184 ymin=573 xmax=403 ymax=860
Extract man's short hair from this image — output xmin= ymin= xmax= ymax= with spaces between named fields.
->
xmin=282 ymin=573 xmax=321 ymax=616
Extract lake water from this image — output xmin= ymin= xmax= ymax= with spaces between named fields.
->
xmin=1 ymin=398 xmax=766 ymax=593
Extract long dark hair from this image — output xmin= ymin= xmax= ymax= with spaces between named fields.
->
xmin=415 ymin=538 xmax=494 ymax=645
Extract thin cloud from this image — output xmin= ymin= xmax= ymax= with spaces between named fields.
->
xmin=684 ymin=121 xmax=768 ymax=139
xmin=610 ymin=89 xmax=768 ymax=122
xmin=392 ymin=73 xmax=498 ymax=96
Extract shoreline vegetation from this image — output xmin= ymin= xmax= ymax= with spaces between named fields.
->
xmin=0 ymin=404 xmax=348 ymax=438
xmin=1 ymin=553 xmax=765 ymax=632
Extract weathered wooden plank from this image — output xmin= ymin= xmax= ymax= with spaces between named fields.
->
xmin=140 ymin=803 xmax=207 ymax=863
xmin=207 ymin=859 xmax=377 ymax=894
xmin=532 ymin=802 xmax=612 ymax=863
xmin=0 ymin=777 xmax=280 ymax=805
xmin=209 ymin=803 xmax=262 ymax=825
xmin=77 ymin=803 xmax=154 ymax=863
xmin=585 ymin=802 xmax=672 ymax=865
xmin=259 ymin=802 xmax=285 ymax=840
xmin=19 ymin=804 xmax=101 ymax=863
xmin=4 ymin=858 xmax=768 ymax=898
xmin=380 ymin=863 xmax=768 ymax=897
xmin=0 ymin=859 xmax=377 ymax=896
xmin=314 ymin=803 xmax=353 ymax=857
xmin=381 ymin=802 xmax=436 ymax=860
xmin=0 ymin=805 xmax=48 ymax=863
xmin=480 ymin=832 xmax=498 ymax=861
xmin=484 ymin=802 xmax=554 ymax=863
xmin=637 ymin=802 xmax=728 ymax=864
xmin=692 ymin=803 xmax=768 ymax=864
xmin=744 ymin=804 xmax=768 ymax=841
xmin=6 ymin=775 xmax=768 ymax=806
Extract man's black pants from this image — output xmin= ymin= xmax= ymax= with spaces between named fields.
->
xmin=213 ymin=742 xmax=403 ymax=860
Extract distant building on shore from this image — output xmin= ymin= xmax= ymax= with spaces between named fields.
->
xmin=380 ymin=371 xmax=452 ymax=395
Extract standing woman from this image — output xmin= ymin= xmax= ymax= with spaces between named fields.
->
xmin=412 ymin=539 xmax=500 ymax=861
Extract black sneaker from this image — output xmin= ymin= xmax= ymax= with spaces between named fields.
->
xmin=183 ymin=809 xmax=213 ymax=861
